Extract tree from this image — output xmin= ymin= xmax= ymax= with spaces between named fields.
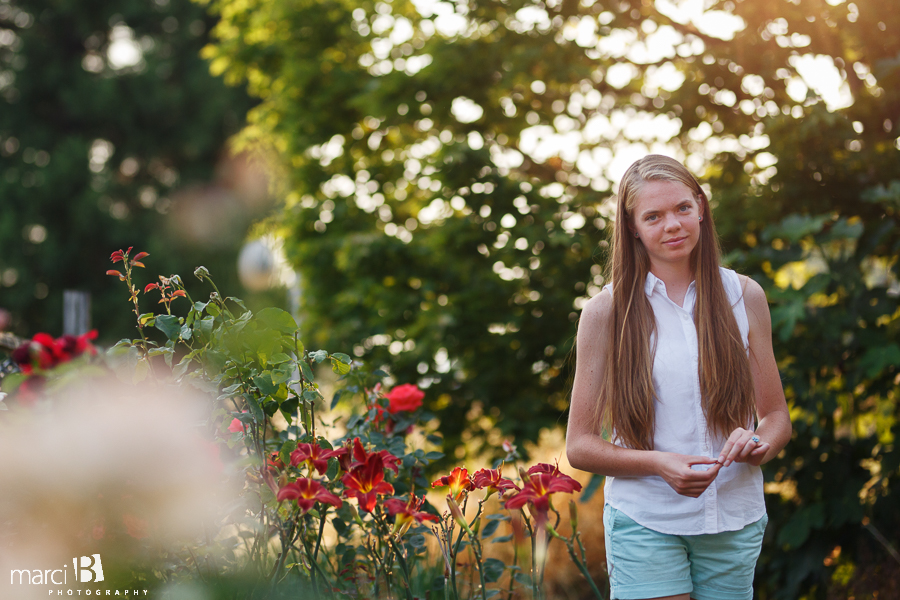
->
xmin=202 ymin=0 xmax=899 ymax=595
xmin=0 ymin=0 xmax=258 ymax=342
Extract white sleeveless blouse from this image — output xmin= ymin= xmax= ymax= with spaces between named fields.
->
xmin=603 ymin=267 xmax=765 ymax=535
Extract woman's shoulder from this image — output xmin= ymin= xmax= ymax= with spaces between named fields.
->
xmin=735 ymin=274 xmax=769 ymax=314
xmin=584 ymin=286 xmax=613 ymax=314
xmin=719 ymin=267 xmax=762 ymax=302
xmin=578 ymin=287 xmax=614 ymax=334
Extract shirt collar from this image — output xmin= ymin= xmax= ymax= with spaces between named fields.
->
xmin=644 ymin=271 xmax=697 ymax=299
xmin=644 ymin=271 xmax=664 ymax=297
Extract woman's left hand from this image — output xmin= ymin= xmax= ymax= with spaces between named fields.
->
xmin=718 ymin=427 xmax=770 ymax=467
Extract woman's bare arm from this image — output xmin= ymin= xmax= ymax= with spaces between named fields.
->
xmin=719 ymin=276 xmax=792 ymax=466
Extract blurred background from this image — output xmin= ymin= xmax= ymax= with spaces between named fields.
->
xmin=2 ymin=0 xmax=899 ymax=597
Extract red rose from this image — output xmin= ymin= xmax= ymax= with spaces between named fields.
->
xmin=385 ymin=384 xmax=424 ymax=414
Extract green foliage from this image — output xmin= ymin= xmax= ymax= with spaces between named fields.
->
xmin=0 ymin=0 xmax=256 ymax=341
xmin=20 ymin=253 xmax=600 ymax=600
xmin=200 ymin=0 xmax=900 ymax=596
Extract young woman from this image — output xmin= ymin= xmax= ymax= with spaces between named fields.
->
xmin=566 ymin=155 xmax=791 ymax=600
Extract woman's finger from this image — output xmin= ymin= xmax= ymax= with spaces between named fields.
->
xmin=718 ymin=428 xmax=749 ymax=465
xmin=721 ymin=430 xmax=759 ymax=466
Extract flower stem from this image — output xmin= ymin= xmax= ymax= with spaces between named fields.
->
xmin=564 ymin=538 xmax=606 ymax=600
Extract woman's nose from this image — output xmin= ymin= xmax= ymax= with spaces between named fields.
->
xmin=663 ymin=214 xmax=681 ymax=230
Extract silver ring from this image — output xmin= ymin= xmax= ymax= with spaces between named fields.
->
xmin=750 ymin=435 xmax=760 ymax=444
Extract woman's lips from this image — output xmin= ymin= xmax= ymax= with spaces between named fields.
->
xmin=663 ymin=236 xmax=687 ymax=246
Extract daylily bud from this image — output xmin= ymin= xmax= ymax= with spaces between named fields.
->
xmin=545 ymin=523 xmax=564 ymax=539
xmin=518 ymin=466 xmax=530 ymax=483
xmin=447 ymin=497 xmax=473 ymax=535
xmin=348 ymin=503 xmax=365 ymax=527
xmin=447 ymin=497 xmax=464 ymax=522
xmin=569 ymin=500 xmax=578 ymax=531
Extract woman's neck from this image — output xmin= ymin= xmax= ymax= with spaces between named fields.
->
xmin=649 ymin=260 xmax=694 ymax=307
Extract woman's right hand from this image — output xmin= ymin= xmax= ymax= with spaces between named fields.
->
xmin=653 ymin=452 xmax=722 ymax=498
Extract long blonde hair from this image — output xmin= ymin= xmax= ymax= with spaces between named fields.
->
xmin=597 ymin=155 xmax=755 ymax=450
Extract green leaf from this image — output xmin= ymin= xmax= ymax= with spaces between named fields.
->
xmin=310 ymin=349 xmax=328 ymax=363
xmin=279 ymin=439 xmax=297 ymax=466
xmin=332 ymin=352 xmax=352 ymax=364
xmin=133 ymin=357 xmax=151 ymax=383
xmin=280 ymin=396 xmax=299 ymax=424
xmin=179 ymin=324 xmax=193 ymax=341
xmin=206 ymin=302 xmax=221 ymax=317
xmin=270 ymin=366 xmax=294 ymax=385
xmin=821 ymin=217 xmax=864 ymax=241
xmin=579 ymin=473 xmax=605 ymax=504
xmin=173 ymin=349 xmax=200 ymax=379
xmin=762 ymin=214 xmax=829 ymax=243
xmin=252 ymin=373 xmax=278 ymax=397
xmin=257 ymin=307 xmax=298 ymax=334
xmin=481 ymin=518 xmax=501 ymax=538
xmin=245 ymin=394 xmax=265 ymax=424
xmin=492 ymin=534 xmax=513 ymax=544
xmin=859 ymin=344 xmax=900 ymax=378
xmin=483 ymin=558 xmax=506 ymax=583
xmin=226 ymin=296 xmax=248 ymax=310
xmin=197 ymin=316 xmax=214 ymax=340
xmin=300 ymin=361 xmax=315 ymax=382
xmin=423 ymin=451 xmax=445 ymax=461
xmin=0 ymin=372 xmax=26 ymax=393
xmin=302 ymin=389 xmax=322 ymax=403
xmin=332 ymin=358 xmax=351 ymax=375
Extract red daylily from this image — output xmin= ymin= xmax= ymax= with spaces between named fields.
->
xmin=527 ymin=462 xmax=581 ymax=487
xmin=347 ymin=437 xmax=401 ymax=475
xmin=277 ymin=478 xmax=343 ymax=514
xmin=385 ymin=383 xmax=424 ymax=414
xmin=385 ymin=495 xmax=438 ymax=536
xmin=290 ymin=442 xmax=348 ymax=475
xmin=341 ymin=453 xmax=395 ymax=513
xmin=472 ymin=468 xmax=520 ymax=498
xmin=227 ymin=418 xmax=245 ymax=433
xmin=431 ymin=467 xmax=473 ymax=502
xmin=504 ymin=467 xmax=583 ymax=524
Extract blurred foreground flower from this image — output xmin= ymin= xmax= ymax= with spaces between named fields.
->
xmin=0 ymin=376 xmax=229 ymax=593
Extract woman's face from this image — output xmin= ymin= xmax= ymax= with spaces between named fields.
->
xmin=630 ymin=179 xmax=702 ymax=270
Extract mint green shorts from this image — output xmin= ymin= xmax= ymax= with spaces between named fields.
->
xmin=603 ymin=505 xmax=768 ymax=600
